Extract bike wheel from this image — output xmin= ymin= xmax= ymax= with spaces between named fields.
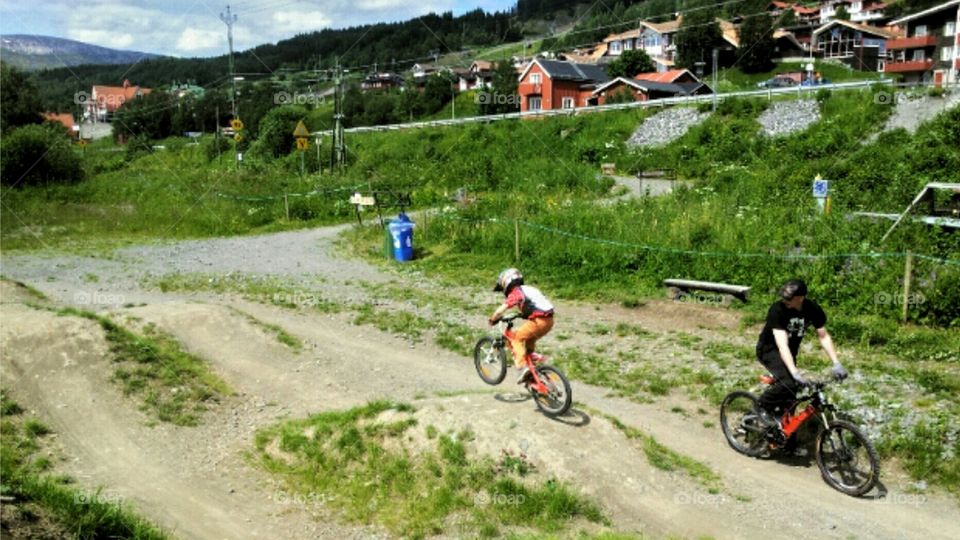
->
xmin=720 ymin=391 xmax=767 ymax=457
xmin=474 ymin=337 xmax=507 ymax=385
xmin=815 ymin=419 xmax=879 ymax=496
xmin=530 ymin=365 xmax=572 ymax=417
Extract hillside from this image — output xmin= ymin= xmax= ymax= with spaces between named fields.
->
xmin=0 ymin=35 xmax=163 ymax=71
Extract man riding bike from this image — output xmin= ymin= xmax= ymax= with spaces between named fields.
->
xmin=488 ymin=268 xmax=555 ymax=384
xmin=755 ymin=279 xmax=848 ymax=430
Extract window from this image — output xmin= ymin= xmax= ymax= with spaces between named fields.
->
xmin=624 ymin=39 xmax=633 ymax=50
xmin=530 ymin=73 xmax=541 ymax=85
xmin=946 ymin=22 xmax=956 ymax=36
xmin=561 ymin=97 xmax=574 ymax=109
xmin=914 ymin=24 xmax=927 ymax=37
xmin=912 ymin=49 xmax=926 ymax=61
xmin=941 ymin=46 xmax=954 ymax=62
xmin=528 ymin=96 xmax=541 ymax=110
xmin=610 ymin=41 xmax=621 ymax=53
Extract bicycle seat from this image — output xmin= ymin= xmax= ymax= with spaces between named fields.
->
xmin=759 ymin=374 xmax=776 ymax=385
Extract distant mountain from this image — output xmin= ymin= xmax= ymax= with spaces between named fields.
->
xmin=0 ymin=35 xmax=163 ymax=70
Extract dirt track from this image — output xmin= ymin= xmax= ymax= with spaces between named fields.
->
xmin=2 ymin=226 xmax=958 ymax=540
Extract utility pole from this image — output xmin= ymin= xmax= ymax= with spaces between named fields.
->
xmin=712 ymin=48 xmax=719 ymax=112
xmin=330 ymin=59 xmax=346 ymax=173
xmin=220 ymin=5 xmax=239 ymax=167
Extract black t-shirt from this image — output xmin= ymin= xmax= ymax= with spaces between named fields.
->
xmin=756 ymin=299 xmax=827 ymax=359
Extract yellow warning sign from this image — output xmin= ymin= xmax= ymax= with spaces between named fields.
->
xmin=234 ymin=133 xmax=244 ymax=142
xmin=77 ymin=139 xmax=87 ymax=147
xmin=293 ymin=120 xmax=309 ymax=137
xmin=231 ymin=118 xmax=244 ymax=131
xmin=296 ymin=137 xmax=309 ymax=151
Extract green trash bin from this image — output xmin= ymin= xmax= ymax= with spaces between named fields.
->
xmin=383 ymin=219 xmax=393 ymax=259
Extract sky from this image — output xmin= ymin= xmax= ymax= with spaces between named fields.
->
xmin=0 ymin=0 xmax=517 ymax=57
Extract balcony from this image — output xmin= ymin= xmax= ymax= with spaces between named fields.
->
xmin=884 ymin=59 xmax=934 ymax=73
xmin=886 ymin=35 xmax=939 ymax=49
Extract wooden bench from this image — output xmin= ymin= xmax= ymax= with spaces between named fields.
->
xmin=663 ymin=279 xmax=751 ymax=303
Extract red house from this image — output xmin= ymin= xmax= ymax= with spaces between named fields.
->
xmin=517 ymin=59 xmax=611 ymax=112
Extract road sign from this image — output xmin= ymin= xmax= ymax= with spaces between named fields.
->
xmin=812 ymin=175 xmax=829 ymax=198
xmin=231 ymin=118 xmax=244 ymax=131
xmin=234 ymin=133 xmax=244 ymax=142
xmin=77 ymin=139 xmax=87 ymax=147
xmin=296 ymin=137 xmax=309 ymax=151
xmin=293 ymin=120 xmax=309 ymax=137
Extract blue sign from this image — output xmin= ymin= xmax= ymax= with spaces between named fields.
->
xmin=813 ymin=178 xmax=829 ymax=198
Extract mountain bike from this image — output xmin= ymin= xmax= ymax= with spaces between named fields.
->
xmin=720 ymin=373 xmax=879 ymax=497
xmin=473 ymin=314 xmax=572 ymax=417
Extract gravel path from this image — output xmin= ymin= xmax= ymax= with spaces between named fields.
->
xmin=626 ymin=107 xmax=710 ymax=148
xmin=757 ymin=99 xmax=820 ymax=137
xmin=882 ymin=90 xmax=960 ymax=133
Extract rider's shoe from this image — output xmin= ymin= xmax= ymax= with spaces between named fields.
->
xmin=757 ymin=408 xmax=781 ymax=431
xmin=529 ymin=352 xmax=545 ymax=363
xmin=516 ymin=366 xmax=533 ymax=384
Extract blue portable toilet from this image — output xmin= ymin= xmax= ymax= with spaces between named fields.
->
xmin=387 ymin=213 xmax=414 ymax=262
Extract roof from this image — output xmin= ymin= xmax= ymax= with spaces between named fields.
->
xmin=641 ymin=18 xmax=682 ymax=34
xmin=471 ymin=60 xmax=493 ymax=71
xmin=43 ymin=112 xmax=75 ymax=130
xmin=520 ymin=59 xmax=610 ymax=85
xmin=603 ymin=28 xmax=641 ymax=43
xmin=92 ymin=80 xmax=151 ymax=112
xmin=635 ymin=69 xmax=696 ymax=84
xmin=793 ymin=5 xmax=820 ymax=15
xmin=592 ymin=76 xmax=708 ymax=96
xmin=773 ymin=29 xmax=805 ymax=48
xmin=769 ymin=1 xmax=793 ymax=8
xmin=718 ymin=19 xmax=740 ymax=47
xmin=812 ymin=19 xmax=899 ymax=38
xmin=890 ymin=0 xmax=959 ymax=25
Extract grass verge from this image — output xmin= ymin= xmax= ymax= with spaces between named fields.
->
xmin=0 ymin=390 xmax=169 ymax=539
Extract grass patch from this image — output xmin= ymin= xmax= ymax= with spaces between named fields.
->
xmin=47 ymin=306 xmax=230 ymax=426
xmin=0 ymin=390 xmax=169 ymax=539
xmin=591 ymin=408 xmax=723 ymax=494
xmin=352 ymin=302 xmax=430 ymax=341
xmin=147 ymin=272 xmax=341 ymax=313
xmin=254 ymin=401 xmax=607 ymax=538
xmin=227 ymin=306 xmax=304 ymax=352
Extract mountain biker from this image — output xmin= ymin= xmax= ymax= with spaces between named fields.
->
xmin=489 ymin=268 xmax=555 ymax=384
xmin=755 ymin=279 xmax=847 ymax=430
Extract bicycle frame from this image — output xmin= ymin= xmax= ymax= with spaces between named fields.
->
xmin=771 ymin=381 xmax=838 ymax=439
xmin=497 ymin=318 xmax=551 ymax=394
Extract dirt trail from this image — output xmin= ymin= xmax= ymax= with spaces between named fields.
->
xmin=2 ymin=223 xmax=959 ymax=539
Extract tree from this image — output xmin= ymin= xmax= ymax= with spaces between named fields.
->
xmin=605 ymin=86 xmax=636 ymax=104
xmin=607 ymin=49 xmax=654 ymax=78
xmin=737 ymin=15 xmax=776 ymax=74
xmin=777 ymin=9 xmax=798 ymax=27
xmin=674 ymin=9 xmax=724 ymax=75
xmin=835 ymin=6 xmax=851 ymax=20
xmin=112 ymin=91 xmax=173 ymax=141
xmin=421 ymin=72 xmax=457 ymax=115
xmin=482 ymin=61 xmax=520 ymax=115
xmin=248 ymin=105 xmax=309 ymax=158
xmin=0 ymin=63 xmax=43 ymax=134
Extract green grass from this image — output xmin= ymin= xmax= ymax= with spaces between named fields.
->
xmin=47 ymin=306 xmax=230 ymax=426
xmin=592 ymin=409 xmax=723 ymax=494
xmin=715 ymin=61 xmax=887 ymax=91
xmin=147 ymin=272 xmax=342 ymax=313
xmin=0 ymin=390 xmax=170 ymax=539
xmin=227 ymin=306 xmax=304 ymax=352
xmin=254 ymin=401 xmax=607 ymax=538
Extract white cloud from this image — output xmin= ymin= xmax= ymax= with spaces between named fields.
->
xmin=176 ymin=27 xmax=221 ymax=52
xmin=68 ymin=29 xmax=134 ymax=49
xmin=271 ymin=10 xmax=332 ymax=34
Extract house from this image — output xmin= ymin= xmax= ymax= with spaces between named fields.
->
xmin=768 ymin=2 xmax=822 ymax=25
xmin=88 ymin=80 xmax=151 ymax=121
xmin=42 ymin=112 xmax=77 ymax=137
xmin=773 ymin=29 xmax=809 ymax=58
xmin=517 ymin=59 xmax=611 ymax=112
xmin=885 ymin=0 xmax=959 ymax=85
xmin=361 ymin=72 xmax=404 ymax=91
xmin=171 ymin=81 xmax=205 ymax=99
xmin=601 ymin=18 xmax=683 ymax=72
xmin=812 ymin=19 xmax=898 ymax=70
xmin=458 ymin=61 xmax=495 ymax=91
xmin=591 ymin=69 xmax=712 ymax=104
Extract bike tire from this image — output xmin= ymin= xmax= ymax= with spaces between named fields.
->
xmin=530 ymin=365 xmax=572 ymax=417
xmin=474 ymin=337 xmax=507 ymax=385
xmin=720 ymin=391 xmax=767 ymax=457
xmin=815 ymin=419 xmax=880 ymax=497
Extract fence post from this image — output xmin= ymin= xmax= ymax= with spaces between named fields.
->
xmin=901 ymin=251 xmax=914 ymax=323
xmin=284 ymin=194 xmax=290 ymax=221
xmin=514 ymin=219 xmax=520 ymax=264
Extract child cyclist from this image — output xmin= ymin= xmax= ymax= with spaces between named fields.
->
xmin=488 ymin=268 xmax=555 ymax=384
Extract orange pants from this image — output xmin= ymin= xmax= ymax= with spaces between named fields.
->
xmin=509 ymin=316 xmax=554 ymax=367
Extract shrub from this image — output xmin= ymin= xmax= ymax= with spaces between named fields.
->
xmin=0 ymin=124 xmax=84 ymax=187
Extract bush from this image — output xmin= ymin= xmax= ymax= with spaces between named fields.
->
xmin=0 ymin=124 xmax=84 ymax=187
xmin=125 ymin=134 xmax=154 ymax=162
xmin=202 ymin=135 xmax=232 ymax=162
xmin=248 ymin=105 xmax=309 ymax=159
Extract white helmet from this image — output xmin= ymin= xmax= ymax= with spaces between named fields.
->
xmin=493 ymin=268 xmax=523 ymax=293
